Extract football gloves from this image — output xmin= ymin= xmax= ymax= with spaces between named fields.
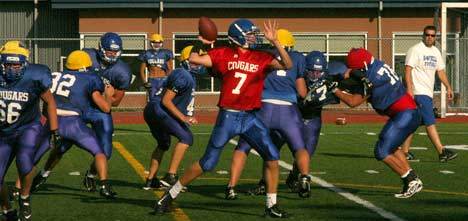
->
xmin=50 ymin=130 xmax=62 ymax=150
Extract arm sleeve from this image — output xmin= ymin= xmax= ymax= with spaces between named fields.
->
xmin=165 ymin=72 xmax=187 ymax=94
xmin=296 ymin=54 xmax=306 ymax=79
xmin=405 ymin=46 xmax=418 ymax=68
xmin=436 ymin=49 xmax=446 ymax=71
xmin=167 ymin=50 xmax=174 ymax=60
xmin=113 ymin=63 xmax=132 ymax=90
xmin=38 ymin=66 xmax=53 ymax=93
xmin=207 ymin=48 xmax=224 ymax=76
xmin=90 ymin=75 xmax=105 ymax=95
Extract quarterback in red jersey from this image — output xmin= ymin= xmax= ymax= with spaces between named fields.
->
xmin=154 ymin=19 xmax=293 ymax=218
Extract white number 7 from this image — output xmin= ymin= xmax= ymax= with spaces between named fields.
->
xmin=232 ymin=72 xmax=247 ymax=94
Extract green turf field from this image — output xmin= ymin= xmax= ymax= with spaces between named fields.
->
xmin=4 ymin=123 xmax=468 ymax=221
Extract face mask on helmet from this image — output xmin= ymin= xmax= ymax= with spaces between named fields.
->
xmin=305 ymin=68 xmax=324 ymax=82
xmin=1 ymin=54 xmax=27 ymax=83
xmin=150 ymin=41 xmax=163 ymax=50
xmin=99 ymin=32 xmax=123 ymax=64
xmin=228 ymin=19 xmax=261 ymax=49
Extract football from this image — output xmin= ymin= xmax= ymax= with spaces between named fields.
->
xmin=335 ymin=117 xmax=347 ymax=125
xmin=198 ymin=16 xmax=218 ymax=41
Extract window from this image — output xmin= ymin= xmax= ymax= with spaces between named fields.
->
xmin=393 ymin=33 xmax=459 ymax=92
xmin=80 ymin=33 xmax=147 ymax=92
xmin=294 ymin=33 xmax=367 ymax=62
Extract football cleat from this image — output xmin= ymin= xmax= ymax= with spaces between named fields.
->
xmin=9 ymin=187 xmax=20 ymax=201
xmin=18 ymin=196 xmax=32 ymax=221
xmin=224 ymin=186 xmax=238 ymax=200
xmin=153 ymin=192 xmax=173 ymax=215
xmin=99 ymin=182 xmax=117 ymax=199
xmin=83 ymin=170 xmax=97 ymax=192
xmin=394 ymin=178 xmax=423 ymax=199
xmin=143 ymin=178 xmax=161 ymax=190
xmin=2 ymin=209 xmax=17 ymax=221
xmin=31 ymin=174 xmax=48 ymax=193
xmin=298 ymin=175 xmax=311 ymax=198
xmin=439 ymin=148 xmax=458 ymax=162
xmin=160 ymin=173 xmax=178 ymax=188
xmin=264 ymin=204 xmax=289 ymax=218
xmin=285 ymin=170 xmax=299 ymax=192
xmin=247 ymin=179 xmax=266 ymax=196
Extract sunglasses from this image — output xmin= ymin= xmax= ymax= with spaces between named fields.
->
xmin=424 ymin=33 xmax=436 ymax=37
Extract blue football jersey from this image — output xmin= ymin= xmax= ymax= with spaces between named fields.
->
xmin=365 ymin=60 xmax=406 ymax=113
xmin=51 ymin=70 xmax=104 ymax=115
xmin=147 ymin=77 xmax=167 ymax=103
xmin=163 ymin=68 xmax=195 ymax=116
xmin=0 ymin=64 xmax=52 ymax=134
xmin=262 ymin=50 xmax=305 ymax=103
xmin=299 ymin=77 xmax=339 ymax=119
xmin=138 ymin=49 xmax=173 ymax=72
xmin=83 ymin=48 xmax=132 ymax=90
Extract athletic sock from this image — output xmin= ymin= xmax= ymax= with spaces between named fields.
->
xmin=266 ymin=193 xmax=277 ymax=208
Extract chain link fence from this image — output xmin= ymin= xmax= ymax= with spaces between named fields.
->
xmin=1 ymin=36 xmax=466 ymax=113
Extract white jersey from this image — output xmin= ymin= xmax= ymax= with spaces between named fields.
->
xmin=405 ymin=41 xmax=445 ymax=98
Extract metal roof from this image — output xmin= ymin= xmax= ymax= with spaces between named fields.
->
xmin=50 ymin=0 xmax=467 ymax=9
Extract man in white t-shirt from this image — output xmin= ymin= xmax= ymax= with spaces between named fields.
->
xmin=402 ymin=25 xmax=457 ymax=162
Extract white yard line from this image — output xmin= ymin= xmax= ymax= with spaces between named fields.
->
xmin=444 ymin=145 xmax=468 ymax=150
xmin=228 ymin=139 xmax=405 ymax=221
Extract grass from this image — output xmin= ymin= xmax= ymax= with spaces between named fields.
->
xmin=4 ymin=122 xmax=468 ymax=221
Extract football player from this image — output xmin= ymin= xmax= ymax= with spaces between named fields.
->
xmin=0 ymin=41 xmax=58 ymax=221
xmin=31 ymin=50 xmax=116 ymax=198
xmin=139 ymin=33 xmax=174 ymax=88
xmin=224 ymin=29 xmax=310 ymax=199
xmin=285 ymin=52 xmax=347 ymax=191
xmin=143 ymin=45 xmax=198 ymax=190
xmin=31 ymin=32 xmax=132 ymax=192
xmin=154 ymin=19 xmax=293 ymax=218
xmin=332 ymin=48 xmax=423 ymax=198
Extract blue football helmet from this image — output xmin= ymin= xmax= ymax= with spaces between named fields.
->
xmin=305 ymin=51 xmax=327 ymax=82
xmin=228 ymin=19 xmax=260 ymax=49
xmin=99 ymin=32 xmax=122 ymax=64
xmin=0 ymin=41 xmax=29 ymax=83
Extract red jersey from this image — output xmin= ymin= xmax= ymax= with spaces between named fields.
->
xmin=208 ymin=46 xmax=274 ymax=110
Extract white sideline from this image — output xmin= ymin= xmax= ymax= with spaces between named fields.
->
xmin=228 ymin=139 xmax=405 ymax=221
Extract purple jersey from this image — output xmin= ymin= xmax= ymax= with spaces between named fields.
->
xmin=51 ymin=70 xmax=104 ymax=115
xmin=138 ymin=49 xmax=173 ymax=72
xmin=262 ymin=50 xmax=305 ymax=103
xmin=0 ymin=64 xmax=51 ymax=134
xmin=163 ymin=68 xmax=195 ymax=116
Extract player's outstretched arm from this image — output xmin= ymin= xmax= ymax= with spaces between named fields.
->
xmin=188 ymin=37 xmax=214 ymax=69
xmin=162 ymin=90 xmax=197 ymax=125
xmin=334 ymin=89 xmax=367 ymax=108
xmin=40 ymin=90 xmax=58 ymax=131
xmin=264 ymin=20 xmax=292 ymax=70
xmin=296 ymin=78 xmax=307 ymax=98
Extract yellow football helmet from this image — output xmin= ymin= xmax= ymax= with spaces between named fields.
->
xmin=66 ymin=50 xmax=92 ymax=71
xmin=149 ymin=34 xmax=164 ymax=42
xmin=180 ymin=45 xmax=194 ymax=62
xmin=277 ymin=29 xmax=295 ymax=48
xmin=0 ymin=41 xmax=30 ymax=58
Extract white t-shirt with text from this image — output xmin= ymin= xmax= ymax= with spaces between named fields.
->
xmin=405 ymin=41 xmax=445 ymax=98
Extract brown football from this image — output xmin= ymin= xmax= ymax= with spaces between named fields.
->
xmin=198 ymin=16 xmax=218 ymax=41
xmin=335 ymin=117 xmax=347 ymax=125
